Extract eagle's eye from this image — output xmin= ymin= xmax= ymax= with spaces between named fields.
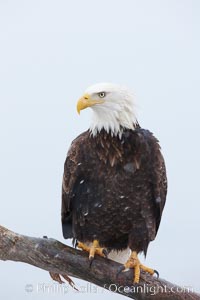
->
xmin=98 ymin=92 xmax=106 ymax=98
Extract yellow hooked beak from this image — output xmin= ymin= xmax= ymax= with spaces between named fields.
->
xmin=76 ymin=94 xmax=104 ymax=114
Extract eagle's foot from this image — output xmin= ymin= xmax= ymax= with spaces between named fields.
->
xmin=117 ymin=251 xmax=158 ymax=283
xmin=77 ymin=240 xmax=108 ymax=265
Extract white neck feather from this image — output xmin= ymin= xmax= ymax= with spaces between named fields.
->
xmin=89 ymin=96 xmax=137 ymax=137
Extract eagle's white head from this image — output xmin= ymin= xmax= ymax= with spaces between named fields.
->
xmin=77 ymin=83 xmax=137 ymax=137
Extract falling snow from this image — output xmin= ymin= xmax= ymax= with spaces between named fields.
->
xmin=124 ymin=206 xmax=130 ymax=211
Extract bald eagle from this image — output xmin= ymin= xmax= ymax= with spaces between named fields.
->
xmin=62 ymin=83 xmax=167 ymax=283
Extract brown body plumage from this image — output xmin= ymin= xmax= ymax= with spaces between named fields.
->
xmin=62 ymin=126 xmax=167 ymax=255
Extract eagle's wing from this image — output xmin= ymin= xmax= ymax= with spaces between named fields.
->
xmin=61 ymin=132 xmax=87 ymax=239
xmin=127 ymin=129 xmax=167 ymax=248
xmin=141 ymin=129 xmax=167 ymax=236
xmin=153 ymin=152 xmax=167 ymax=235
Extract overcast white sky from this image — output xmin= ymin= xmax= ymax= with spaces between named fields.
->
xmin=0 ymin=0 xmax=200 ymax=299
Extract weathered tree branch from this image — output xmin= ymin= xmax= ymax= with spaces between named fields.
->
xmin=0 ymin=225 xmax=199 ymax=300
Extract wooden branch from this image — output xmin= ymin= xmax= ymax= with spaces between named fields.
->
xmin=0 ymin=225 xmax=199 ymax=300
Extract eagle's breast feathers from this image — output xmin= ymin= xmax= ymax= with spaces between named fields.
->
xmin=61 ymin=127 xmax=167 ymax=255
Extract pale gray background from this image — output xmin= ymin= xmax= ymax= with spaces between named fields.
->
xmin=0 ymin=0 xmax=200 ymax=299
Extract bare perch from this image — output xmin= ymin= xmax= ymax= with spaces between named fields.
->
xmin=0 ymin=225 xmax=199 ymax=300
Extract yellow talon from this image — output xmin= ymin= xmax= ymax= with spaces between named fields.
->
xmin=77 ymin=242 xmax=90 ymax=252
xmin=121 ymin=251 xmax=155 ymax=283
xmin=77 ymin=240 xmax=108 ymax=262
